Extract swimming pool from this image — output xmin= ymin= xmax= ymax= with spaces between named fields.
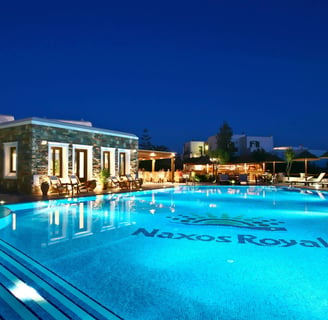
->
xmin=1 ymin=185 xmax=328 ymax=319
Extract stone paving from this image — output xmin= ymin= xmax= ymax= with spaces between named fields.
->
xmin=1 ymin=182 xmax=327 ymax=205
xmin=0 ymin=182 xmax=177 ymax=205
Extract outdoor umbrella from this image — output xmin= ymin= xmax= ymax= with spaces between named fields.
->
xmin=264 ymin=154 xmax=285 ymax=175
xmin=293 ymin=150 xmax=319 ymax=176
xmin=320 ymin=151 xmax=328 ymax=159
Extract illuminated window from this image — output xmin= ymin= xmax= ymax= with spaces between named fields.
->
xmin=4 ymin=142 xmax=18 ymax=178
xmin=119 ymin=152 xmax=126 ymax=176
xmin=48 ymin=142 xmax=69 ymax=179
xmin=101 ymin=147 xmax=115 ymax=176
xmin=51 ymin=147 xmax=63 ymax=177
xmin=10 ymin=146 xmax=17 ymax=173
xmin=103 ymin=151 xmax=111 ymax=173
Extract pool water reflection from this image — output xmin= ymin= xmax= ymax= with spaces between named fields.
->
xmin=2 ymin=186 xmax=328 ymax=320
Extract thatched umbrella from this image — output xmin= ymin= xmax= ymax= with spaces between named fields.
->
xmin=293 ymin=150 xmax=319 ymax=176
xmin=264 ymin=154 xmax=285 ymax=174
xmin=320 ymin=151 xmax=328 ymax=159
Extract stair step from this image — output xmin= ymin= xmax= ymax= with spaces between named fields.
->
xmin=0 ymin=240 xmax=122 ymax=320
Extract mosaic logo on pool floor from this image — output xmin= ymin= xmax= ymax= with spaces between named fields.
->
xmin=132 ymin=228 xmax=328 ymax=248
xmin=166 ymin=213 xmax=286 ymax=231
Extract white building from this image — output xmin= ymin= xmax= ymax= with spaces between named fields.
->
xmin=207 ymin=134 xmax=274 ymax=156
xmin=183 ymin=141 xmax=208 ymax=159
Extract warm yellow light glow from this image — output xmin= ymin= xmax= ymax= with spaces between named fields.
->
xmin=150 ymin=152 xmax=156 ymax=156
xmin=273 ymin=146 xmax=291 ymax=150
xmin=41 ymin=140 xmax=47 ymax=145
xmin=194 ymin=165 xmax=203 ymax=171
xmin=0 ymin=200 xmax=5 ymax=204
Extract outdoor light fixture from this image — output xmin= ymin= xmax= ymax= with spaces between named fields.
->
xmin=41 ymin=140 xmax=47 ymax=145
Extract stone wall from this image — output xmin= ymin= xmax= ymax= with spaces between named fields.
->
xmin=0 ymin=124 xmax=34 ymax=193
xmin=0 ymin=122 xmax=138 ymax=194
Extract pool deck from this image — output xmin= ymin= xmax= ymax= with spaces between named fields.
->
xmin=0 ymin=182 xmax=178 ymax=205
xmin=0 ymin=182 xmax=327 ymax=205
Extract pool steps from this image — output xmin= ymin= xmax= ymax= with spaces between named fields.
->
xmin=0 ymin=240 xmax=122 ymax=319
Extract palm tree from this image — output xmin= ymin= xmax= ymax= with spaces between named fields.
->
xmin=285 ymin=148 xmax=294 ymax=178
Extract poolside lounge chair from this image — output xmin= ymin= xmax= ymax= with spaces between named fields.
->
xmin=110 ymin=176 xmax=129 ymax=190
xmin=69 ymin=175 xmax=87 ymax=194
xmin=219 ymin=174 xmax=230 ymax=185
xmin=239 ymin=174 xmax=249 ymax=185
xmin=289 ymin=174 xmax=313 ymax=186
xmin=49 ymin=176 xmax=67 ymax=194
xmin=125 ymin=174 xmax=142 ymax=189
xmin=307 ymin=172 xmax=326 ymax=187
xmin=290 ymin=172 xmax=325 ymax=187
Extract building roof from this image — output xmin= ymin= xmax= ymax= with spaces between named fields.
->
xmin=138 ymin=149 xmax=175 ymax=160
xmin=0 ymin=117 xmax=138 ymax=140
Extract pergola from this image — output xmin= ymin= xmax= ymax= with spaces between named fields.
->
xmin=138 ymin=149 xmax=176 ymax=181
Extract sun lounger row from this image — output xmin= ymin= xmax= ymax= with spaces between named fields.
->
xmin=110 ymin=174 xmax=142 ymax=190
xmin=48 ymin=175 xmax=94 ymax=195
xmin=47 ymin=173 xmax=142 ymax=195
xmin=289 ymin=172 xmax=326 ymax=187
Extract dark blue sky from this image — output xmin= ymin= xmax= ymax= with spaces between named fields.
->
xmin=1 ymin=1 xmax=327 ymax=153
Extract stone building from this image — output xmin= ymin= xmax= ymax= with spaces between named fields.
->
xmin=0 ymin=115 xmax=138 ymax=194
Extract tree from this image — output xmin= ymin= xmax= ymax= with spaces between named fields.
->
xmin=139 ymin=128 xmax=170 ymax=151
xmin=209 ymin=149 xmax=229 ymax=165
xmin=152 ymin=145 xmax=169 ymax=151
xmin=139 ymin=128 xmax=153 ymax=150
xmin=285 ymin=148 xmax=294 ymax=178
xmin=215 ymin=121 xmax=236 ymax=162
xmin=252 ymin=148 xmax=271 ymax=162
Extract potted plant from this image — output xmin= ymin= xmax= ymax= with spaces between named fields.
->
xmin=86 ymin=179 xmax=97 ymax=191
xmin=40 ymin=177 xmax=50 ymax=197
xmin=99 ymin=168 xmax=110 ymax=190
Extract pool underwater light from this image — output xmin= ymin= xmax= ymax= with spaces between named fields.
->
xmin=11 ymin=281 xmax=44 ymax=302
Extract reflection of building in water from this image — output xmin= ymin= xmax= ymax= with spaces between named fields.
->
xmin=0 ymin=207 xmax=15 ymax=232
xmin=71 ymin=203 xmax=93 ymax=239
xmin=46 ymin=196 xmax=136 ymax=245
xmin=48 ymin=206 xmax=69 ymax=244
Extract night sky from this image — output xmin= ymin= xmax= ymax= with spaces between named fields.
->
xmin=1 ymin=1 xmax=327 ymax=153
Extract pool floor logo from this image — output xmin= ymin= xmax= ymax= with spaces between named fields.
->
xmin=166 ymin=213 xmax=286 ymax=231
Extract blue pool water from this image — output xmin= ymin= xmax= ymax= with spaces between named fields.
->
xmin=1 ymin=185 xmax=328 ymax=319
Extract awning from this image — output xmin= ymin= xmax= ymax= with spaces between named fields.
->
xmin=138 ymin=149 xmax=176 ymax=161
